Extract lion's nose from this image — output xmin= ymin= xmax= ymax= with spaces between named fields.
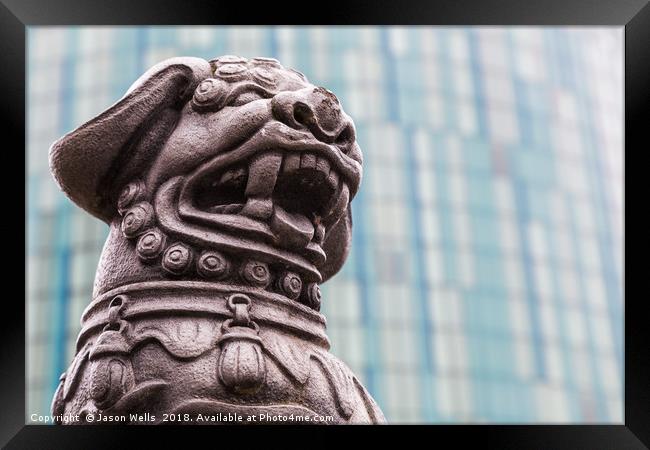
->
xmin=271 ymin=86 xmax=355 ymax=146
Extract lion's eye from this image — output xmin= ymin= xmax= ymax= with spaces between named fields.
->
xmin=228 ymin=91 xmax=264 ymax=107
xmin=191 ymin=78 xmax=229 ymax=112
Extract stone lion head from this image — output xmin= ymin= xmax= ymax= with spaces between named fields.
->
xmin=49 ymin=56 xmax=362 ymax=308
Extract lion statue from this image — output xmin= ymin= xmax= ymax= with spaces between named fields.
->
xmin=49 ymin=55 xmax=385 ymax=424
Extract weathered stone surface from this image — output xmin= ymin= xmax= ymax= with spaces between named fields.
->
xmin=49 ymin=55 xmax=384 ymax=424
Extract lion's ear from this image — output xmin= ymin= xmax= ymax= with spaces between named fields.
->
xmin=49 ymin=57 xmax=212 ymax=223
xmin=319 ymin=207 xmax=353 ymax=282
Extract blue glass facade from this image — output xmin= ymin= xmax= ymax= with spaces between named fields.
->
xmin=27 ymin=26 xmax=623 ymax=423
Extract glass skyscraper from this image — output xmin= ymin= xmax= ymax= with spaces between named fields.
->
xmin=27 ymin=26 xmax=623 ymax=423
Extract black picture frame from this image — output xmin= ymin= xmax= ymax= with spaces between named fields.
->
xmin=3 ymin=0 xmax=646 ymax=447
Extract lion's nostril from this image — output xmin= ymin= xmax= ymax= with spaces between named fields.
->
xmin=292 ymin=102 xmax=315 ymax=127
xmin=335 ymin=125 xmax=354 ymax=148
xmin=279 ymin=92 xmax=352 ymax=146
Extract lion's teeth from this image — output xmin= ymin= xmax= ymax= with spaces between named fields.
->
xmin=300 ymin=152 xmax=317 ymax=169
xmin=314 ymin=223 xmax=325 ymax=244
xmin=315 ymin=157 xmax=330 ymax=176
xmin=282 ymin=152 xmax=331 ymax=177
xmin=245 ymin=151 xmax=282 ymax=198
xmin=282 ymin=153 xmax=301 ymax=174
xmin=222 ymin=204 xmax=244 ymax=214
xmin=323 ymin=182 xmax=349 ymax=227
xmin=326 ymin=170 xmax=339 ymax=191
xmin=217 ymin=166 xmax=247 ymax=187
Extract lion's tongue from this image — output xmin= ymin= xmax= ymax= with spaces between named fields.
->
xmin=240 ymin=151 xmax=315 ymax=247
xmin=270 ymin=205 xmax=314 ymax=249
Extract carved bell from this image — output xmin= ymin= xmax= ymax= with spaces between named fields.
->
xmin=88 ymin=325 xmax=135 ymax=409
xmin=217 ymin=321 xmax=266 ymax=395
xmin=50 ymin=372 xmax=67 ymax=421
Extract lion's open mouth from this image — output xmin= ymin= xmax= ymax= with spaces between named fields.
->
xmin=188 ymin=149 xmax=349 ymax=250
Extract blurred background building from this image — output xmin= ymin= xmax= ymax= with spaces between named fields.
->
xmin=27 ymin=26 xmax=623 ymax=423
